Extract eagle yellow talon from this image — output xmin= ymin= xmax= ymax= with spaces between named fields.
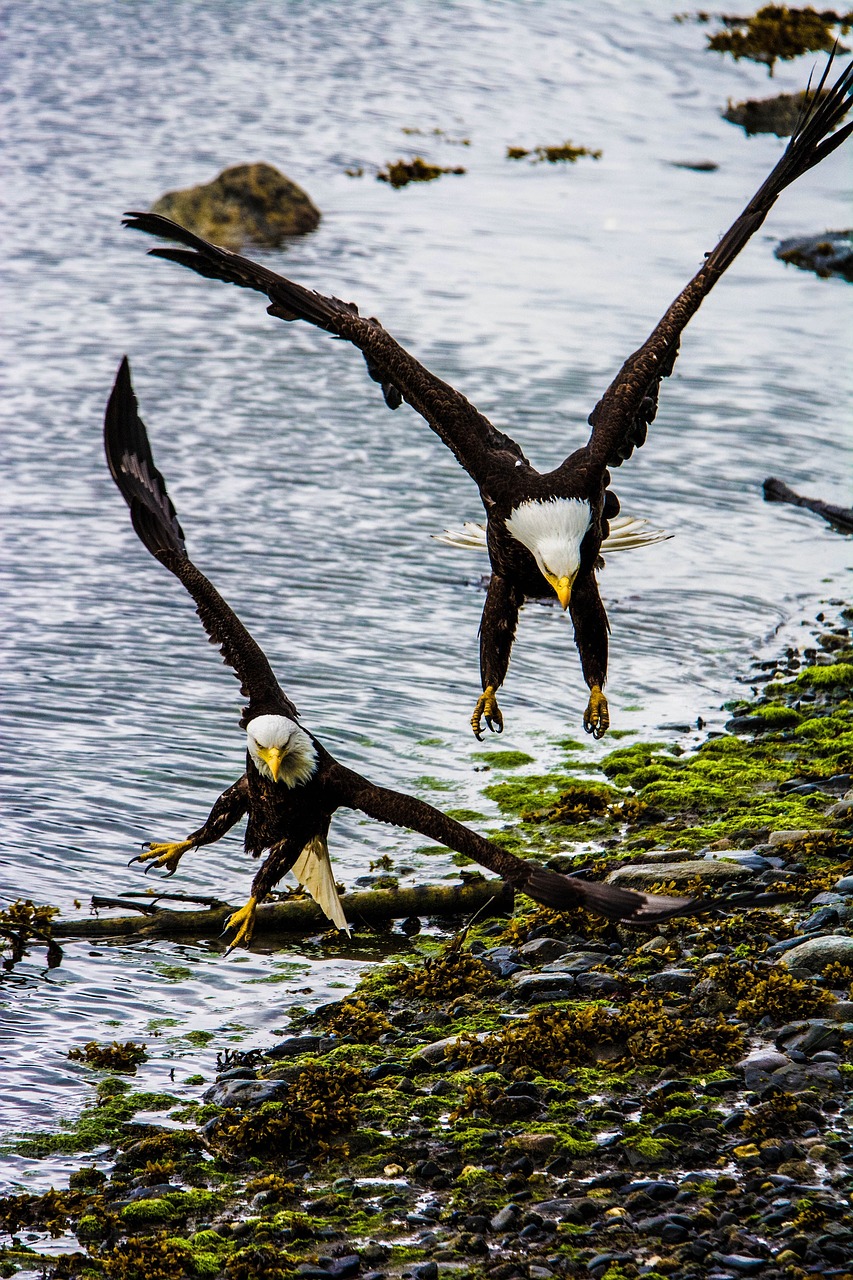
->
xmin=471 ymin=686 xmax=504 ymax=739
xmin=222 ymin=896 xmax=258 ymax=952
xmin=583 ymin=686 xmax=610 ymax=740
xmin=131 ymin=839 xmax=194 ymax=875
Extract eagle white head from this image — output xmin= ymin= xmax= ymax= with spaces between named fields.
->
xmin=505 ymin=497 xmax=592 ymax=608
xmin=246 ymin=714 xmax=318 ymax=787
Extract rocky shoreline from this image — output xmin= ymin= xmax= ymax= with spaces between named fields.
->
xmin=1 ymin=611 xmax=851 ymax=1280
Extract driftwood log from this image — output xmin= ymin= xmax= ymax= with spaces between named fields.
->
xmin=53 ymin=879 xmax=515 ymax=942
xmin=763 ymin=478 xmax=853 ymax=533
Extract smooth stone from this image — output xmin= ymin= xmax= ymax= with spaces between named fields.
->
xmin=576 ymin=972 xmax=621 ymax=996
xmin=512 ymin=973 xmax=576 ymax=1001
xmin=702 ymin=851 xmax=771 ymax=871
xmin=491 ymin=1204 xmax=521 ymax=1231
xmin=542 ymin=951 xmax=607 ymax=972
xmin=780 ymin=935 xmax=853 ymax=971
xmin=419 ymin=1035 xmax=467 ymax=1064
xmin=268 ymin=1035 xmax=324 ymax=1058
xmin=830 ymin=800 xmax=853 ymax=819
xmin=202 ymin=1078 xmax=288 ymax=1107
xmin=152 ymin=162 xmax=321 ymax=249
xmin=607 ymin=860 xmax=752 ymax=888
xmin=327 ymin=1257 xmax=360 ymax=1278
xmin=735 ymin=1050 xmax=789 ymax=1086
xmin=768 ymin=828 xmax=833 ymax=847
xmin=834 ymin=876 xmax=853 ymax=895
xmin=797 ymin=906 xmax=841 ymax=932
xmin=518 ymin=938 xmax=570 ymax=965
xmin=710 ymin=1255 xmax=766 ymax=1274
xmin=645 ymin=968 xmax=694 ymax=995
xmin=409 ymin=1263 xmax=438 ymax=1280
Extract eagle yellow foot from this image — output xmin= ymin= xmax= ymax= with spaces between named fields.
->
xmin=583 ymin=686 xmax=610 ymax=740
xmin=130 ymin=839 xmax=194 ymax=876
xmin=471 ymin=685 xmax=504 ymax=739
xmin=222 ymin=896 xmax=258 ymax=952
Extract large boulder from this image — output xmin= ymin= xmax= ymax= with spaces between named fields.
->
xmin=151 ymin=162 xmax=321 ymax=250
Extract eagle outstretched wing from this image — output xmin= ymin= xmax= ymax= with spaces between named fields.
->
xmin=105 ymin=357 xmax=299 ymax=726
xmin=123 ymin=213 xmax=528 ymax=486
xmin=580 ymin=53 xmax=853 ymax=475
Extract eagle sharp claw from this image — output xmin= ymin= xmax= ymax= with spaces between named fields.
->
xmin=583 ymin=686 xmax=610 ymax=740
xmin=471 ymin=686 xmax=504 ymax=739
xmin=222 ymin=896 xmax=258 ymax=953
xmin=130 ymin=839 xmax=194 ymax=876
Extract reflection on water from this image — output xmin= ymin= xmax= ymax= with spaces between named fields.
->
xmin=1 ymin=0 xmax=850 ymax=1182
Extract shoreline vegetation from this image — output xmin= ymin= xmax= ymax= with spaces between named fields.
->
xmin=2 ymin=605 xmax=852 ymax=1280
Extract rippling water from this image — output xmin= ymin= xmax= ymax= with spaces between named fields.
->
xmin=2 ymin=0 xmax=851 ymax=1184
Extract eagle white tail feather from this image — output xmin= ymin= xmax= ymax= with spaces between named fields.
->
xmin=432 ymin=514 xmax=671 ymax=553
xmin=290 ymin=836 xmax=351 ymax=934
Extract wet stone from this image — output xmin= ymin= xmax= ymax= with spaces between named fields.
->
xmin=268 ymin=1035 xmax=324 ymax=1058
xmin=512 ymin=972 xmax=576 ymax=1001
xmin=576 ymin=972 xmax=621 ymax=996
xmin=781 ymin=935 xmax=853 ymax=971
xmin=203 ymin=1077 xmax=289 ymax=1107
xmin=645 ymin=968 xmax=694 ymax=995
xmin=518 ymin=938 xmax=570 ymax=965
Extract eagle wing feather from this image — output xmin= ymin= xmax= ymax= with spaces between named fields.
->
xmin=104 ymin=357 xmax=299 ymax=727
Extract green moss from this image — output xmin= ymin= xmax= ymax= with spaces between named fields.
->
xmin=472 ymin=749 xmax=535 ymax=768
xmin=11 ymin=1090 xmax=179 ymax=1157
xmin=184 ymin=1030 xmax=215 ymax=1047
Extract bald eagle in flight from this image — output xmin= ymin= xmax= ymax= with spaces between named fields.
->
xmin=105 ymin=358 xmax=696 ymax=947
xmin=124 ymin=56 xmax=853 ymax=741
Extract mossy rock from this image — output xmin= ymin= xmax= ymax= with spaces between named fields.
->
xmin=151 ymin=163 xmax=321 ymax=250
xmin=723 ymin=88 xmax=832 ymax=136
xmin=775 ymin=230 xmax=853 ymax=283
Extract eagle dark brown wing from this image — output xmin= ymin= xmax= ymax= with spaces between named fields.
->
xmin=123 ymin=212 xmax=528 ymax=486
xmin=580 ymin=53 xmax=853 ymax=475
xmin=105 ymin=357 xmax=299 ymax=726
xmin=329 ymin=762 xmax=694 ymax=924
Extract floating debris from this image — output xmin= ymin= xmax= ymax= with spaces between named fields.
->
xmin=68 ymin=1040 xmax=149 ymax=1072
xmin=506 ymin=140 xmax=603 ymax=163
xmin=376 ymin=157 xmax=467 ymax=187
xmin=704 ymin=5 xmax=852 ymax=75
xmin=0 ymin=898 xmax=61 ymax=971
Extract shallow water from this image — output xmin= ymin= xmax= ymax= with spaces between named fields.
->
xmin=1 ymin=0 xmax=850 ymax=1186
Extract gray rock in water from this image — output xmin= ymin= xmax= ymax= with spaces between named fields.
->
xmin=151 ymin=162 xmax=321 ymax=250
xmin=724 ymin=89 xmax=819 ymax=137
xmin=203 ymin=1077 xmax=289 ymax=1107
xmin=775 ymin=230 xmax=853 ymax=284
xmin=607 ymin=860 xmax=751 ymax=888
xmin=780 ymin=935 xmax=853 ymax=971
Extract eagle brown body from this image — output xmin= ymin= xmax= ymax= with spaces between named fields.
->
xmin=124 ymin=55 xmax=853 ymax=741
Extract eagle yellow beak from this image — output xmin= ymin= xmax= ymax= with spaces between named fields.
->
xmin=258 ymin=745 xmax=285 ymax=782
xmin=545 ymin=574 xmax=573 ymax=610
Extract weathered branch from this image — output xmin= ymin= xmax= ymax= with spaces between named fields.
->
xmin=53 ymin=879 xmax=515 ymax=942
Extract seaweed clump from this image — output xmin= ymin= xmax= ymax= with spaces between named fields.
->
xmin=68 ymin=1040 xmax=148 ymax=1072
xmin=0 ymin=898 xmax=61 ymax=970
xmin=705 ymin=957 xmax=834 ymax=1021
xmin=456 ymin=997 xmax=744 ymax=1073
xmin=385 ymin=942 xmax=493 ymax=1001
xmin=377 ymin=157 xmax=466 ymax=187
xmin=205 ymin=1062 xmax=368 ymax=1163
xmin=506 ymin=141 xmax=602 ymax=163
xmin=321 ymin=997 xmax=393 ymax=1043
xmin=706 ymin=6 xmax=852 ymax=75
xmin=101 ymin=1233 xmax=195 ymax=1280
